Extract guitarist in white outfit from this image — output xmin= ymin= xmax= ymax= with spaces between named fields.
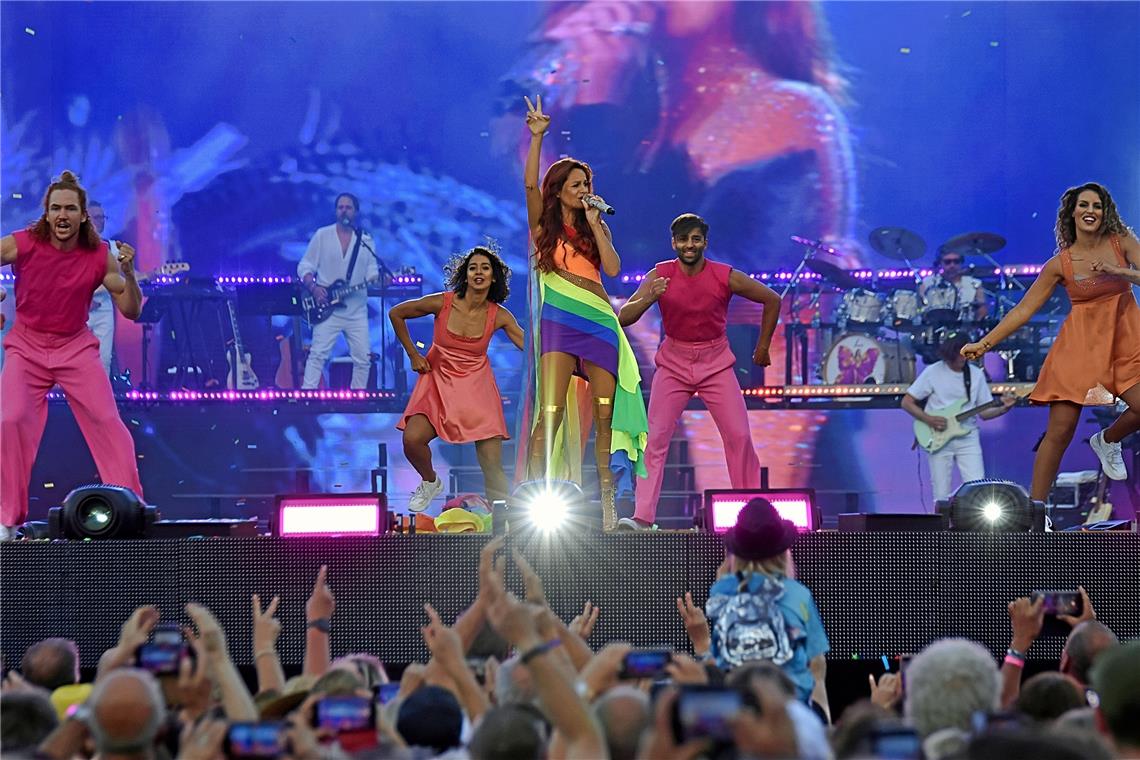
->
xmin=86 ymin=201 xmax=117 ymax=375
xmin=298 ymin=193 xmax=379 ymax=389
xmin=901 ymin=333 xmax=1017 ymax=501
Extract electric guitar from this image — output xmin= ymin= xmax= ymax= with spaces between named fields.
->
xmin=225 ymin=298 xmax=259 ymax=390
xmin=300 ymin=277 xmax=381 ymax=325
xmin=136 ymin=261 xmax=191 ymax=282
xmin=913 ymin=390 xmax=1027 ymax=453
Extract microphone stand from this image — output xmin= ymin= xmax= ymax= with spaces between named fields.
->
xmin=359 ymin=232 xmax=399 ymax=392
xmin=782 ymin=244 xmax=817 ymax=384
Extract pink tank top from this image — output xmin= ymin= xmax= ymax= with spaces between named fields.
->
xmin=655 ymin=258 xmax=732 ymax=342
xmin=12 ymin=230 xmax=108 ymax=335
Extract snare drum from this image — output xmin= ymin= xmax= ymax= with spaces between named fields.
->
xmin=822 ymin=334 xmax=916 ymax=385
xmin=839 ymin=289 xmax=883 ymax=327
xmin=922 ymin=282 xmax=960 ymax=324
xmin=888 ymin=290 xmax=920 ymax=330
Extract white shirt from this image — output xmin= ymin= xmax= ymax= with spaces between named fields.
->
xmin=90 ymin=240 xmax=118 ymax=309
xmin=906 ymin=361 xmax=993 ymax=431
xmin=297 ymin=224 xmax=379 ymax=316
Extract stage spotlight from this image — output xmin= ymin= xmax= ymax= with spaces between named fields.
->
xmin=48 ymin=485 xmax=155 ymax=540
xmin=508 ymin=480 xmax=596 ymax=533
xmin=702 ymin=489 xmax=820 ymax=533
xmin=275 ymin=494 xmax=386 ymax=537
xmin=940 ymin=479 xmax=1046 ymax=532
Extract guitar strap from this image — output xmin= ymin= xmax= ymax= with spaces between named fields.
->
xmin=343 ymin=229 xmax=365 ymax=285
xmin=962 ymin=362 xmax=972 ymax=406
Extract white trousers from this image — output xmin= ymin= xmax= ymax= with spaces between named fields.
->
xmin=87 ymin=298 xmax=116 ymax=375
xmin=302 ymin=309 xmax=371 ymax=389
xmin=928 ymin=429 xmax=985 ymax=502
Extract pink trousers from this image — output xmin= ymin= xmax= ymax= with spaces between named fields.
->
xmin=1 ymin=323 xmax=143 ymax=526
xmin=634 ymin=336 xmax=760 ymax=523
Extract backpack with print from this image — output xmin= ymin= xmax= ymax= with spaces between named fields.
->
xmin=707 ymin=573 xmax=795 ymax=669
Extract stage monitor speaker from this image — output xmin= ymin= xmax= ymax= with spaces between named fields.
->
xmin=838 ymin=513 xmax=947 ymax=532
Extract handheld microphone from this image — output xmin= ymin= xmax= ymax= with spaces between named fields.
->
xmin=584 ymin=195 xmax=615 ymax=216
xmin=339 ymin=216 xmax=353 ymax=228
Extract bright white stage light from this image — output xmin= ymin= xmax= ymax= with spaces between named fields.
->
xmin=509 ymin=479 xmax=592 ymax=533
xmin=982 ymin=502 xmax=1003 ymax=523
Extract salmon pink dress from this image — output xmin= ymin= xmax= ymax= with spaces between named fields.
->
xmin=397 ymin=292 xmax=509 ymax=442
xmin=1030 ymin=236 xmax=1140 ymax=406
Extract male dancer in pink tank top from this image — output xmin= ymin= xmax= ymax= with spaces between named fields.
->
xmin=618 ymin=214 xmax=781 ymax=528
xmin=0 ymin=171 xmax=145 ymax=538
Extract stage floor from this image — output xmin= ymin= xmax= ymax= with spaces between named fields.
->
xmin=3 ymin=532 xmax=1136 ymax=671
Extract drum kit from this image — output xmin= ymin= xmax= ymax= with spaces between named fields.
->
xmin=783 ymin=228 xmax=1022 ymax=385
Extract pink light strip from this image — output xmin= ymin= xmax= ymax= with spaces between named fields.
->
xmin=709 ymin=495 xmax=813 ymax=533
xmin=278 ymin=499 xmax=381 ymax=536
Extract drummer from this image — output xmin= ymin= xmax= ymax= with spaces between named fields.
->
xmin=919 ymin=247 xmax=987 ymax=320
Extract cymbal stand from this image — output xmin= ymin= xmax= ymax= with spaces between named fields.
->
xmin=981 ymin=251 xmax=1024 ymax=317
xmin=782 ymin=244 xmax=817 ymax=384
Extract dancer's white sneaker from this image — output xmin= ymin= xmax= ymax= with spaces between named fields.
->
xmin=408 ymin=477 xmax=444 ymax=513
xmin=1090 ymin=431 xmax=1127 ymax=481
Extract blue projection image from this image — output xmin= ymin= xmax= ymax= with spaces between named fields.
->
xmin=1 ymin=1 xmax=1137 ymax=522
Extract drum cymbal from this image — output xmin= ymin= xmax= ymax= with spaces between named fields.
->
xmin=940 ymin=231 xmax=1006 ymax=256
xmin=869 ymin=227 xmax=927 ymax=261
xmin=790 ymin=235 xmax=840 ymax=255
xmin=806 ymin=258 xmax=861 ymax=290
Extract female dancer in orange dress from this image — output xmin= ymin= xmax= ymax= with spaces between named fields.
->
xmin=962 ymin=183 xmax=1140 ymax=500
xmin=391 ymin=246 xmax=524 ymax=512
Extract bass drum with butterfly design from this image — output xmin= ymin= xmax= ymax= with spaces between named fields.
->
xmin=821 ymin=333 xmax=915 ymax=385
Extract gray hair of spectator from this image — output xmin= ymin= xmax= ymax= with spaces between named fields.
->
xmin=468 ymin=704 xmax=547 ymax=760
xmin=1015 ymin=672 xmax=1086 ymax=723
xmin=593 ymin=686 xmax=650 ymax=760
xmin=495 ymin=655 xmax=538 ymax=709
xmin=87 ymin=669 xmax=167 ymax=755
xmin=904 ymin=638 xmax=1000 ymax=739
xmin=1062 ymin=620 xmax=1118 ymax=685
xmin=1 ymin=690 xmax=60 ymax=752
xmin=21 ymin=638 xmax=80 ymax=691
xmin=726 ymin=659 xmax=797 ymax=699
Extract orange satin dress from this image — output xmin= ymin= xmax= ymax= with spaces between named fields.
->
xmin=397 ymin=292 xmax=509 ymax=442
xmin=1030 ymin=236 xmax=1140 ymax=405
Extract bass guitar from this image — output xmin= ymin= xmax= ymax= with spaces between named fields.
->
xmin=300 ymin=277 xmax=381 ymax=325
xmin=913 ymin=390 xmax=1027 ymax=453
xmin=225 ymin=298 xmax=259 ymax=390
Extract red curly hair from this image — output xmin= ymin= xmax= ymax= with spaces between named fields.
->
xmin=533 ymin=158 xmax=600 ymax=274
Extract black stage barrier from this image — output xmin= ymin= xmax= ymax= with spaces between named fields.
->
xmin=3 ymin=533 xmax=1137 ymax=669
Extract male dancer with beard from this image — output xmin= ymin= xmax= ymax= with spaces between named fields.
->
xmin=0 ymin=171 xmax=145 ymax=538
xmin=617 ymin=214 xmax=780 ymax=529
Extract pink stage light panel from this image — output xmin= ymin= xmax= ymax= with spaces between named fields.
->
xmin=278 ymin=496 xmax=381 ymax=536
xmin=708 ymin=493 xmax=815 ymax=533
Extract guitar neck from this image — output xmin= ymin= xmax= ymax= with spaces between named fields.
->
xmin=226 ymin=300 xmax=247 ymax=356
xmin=338 ymin=277 xmax=379 ymax=297
xmin=954 ymin=399 xmax=1001 ymax=423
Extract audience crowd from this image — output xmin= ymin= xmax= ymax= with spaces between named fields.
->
xmin=2 ymin=499 xmax=1136 ymax=759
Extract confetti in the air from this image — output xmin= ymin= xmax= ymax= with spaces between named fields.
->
xmin=24 ymin=27 xmax=35 ymax=36
xmin=899 ymin=47 xmax=912 ymax=55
